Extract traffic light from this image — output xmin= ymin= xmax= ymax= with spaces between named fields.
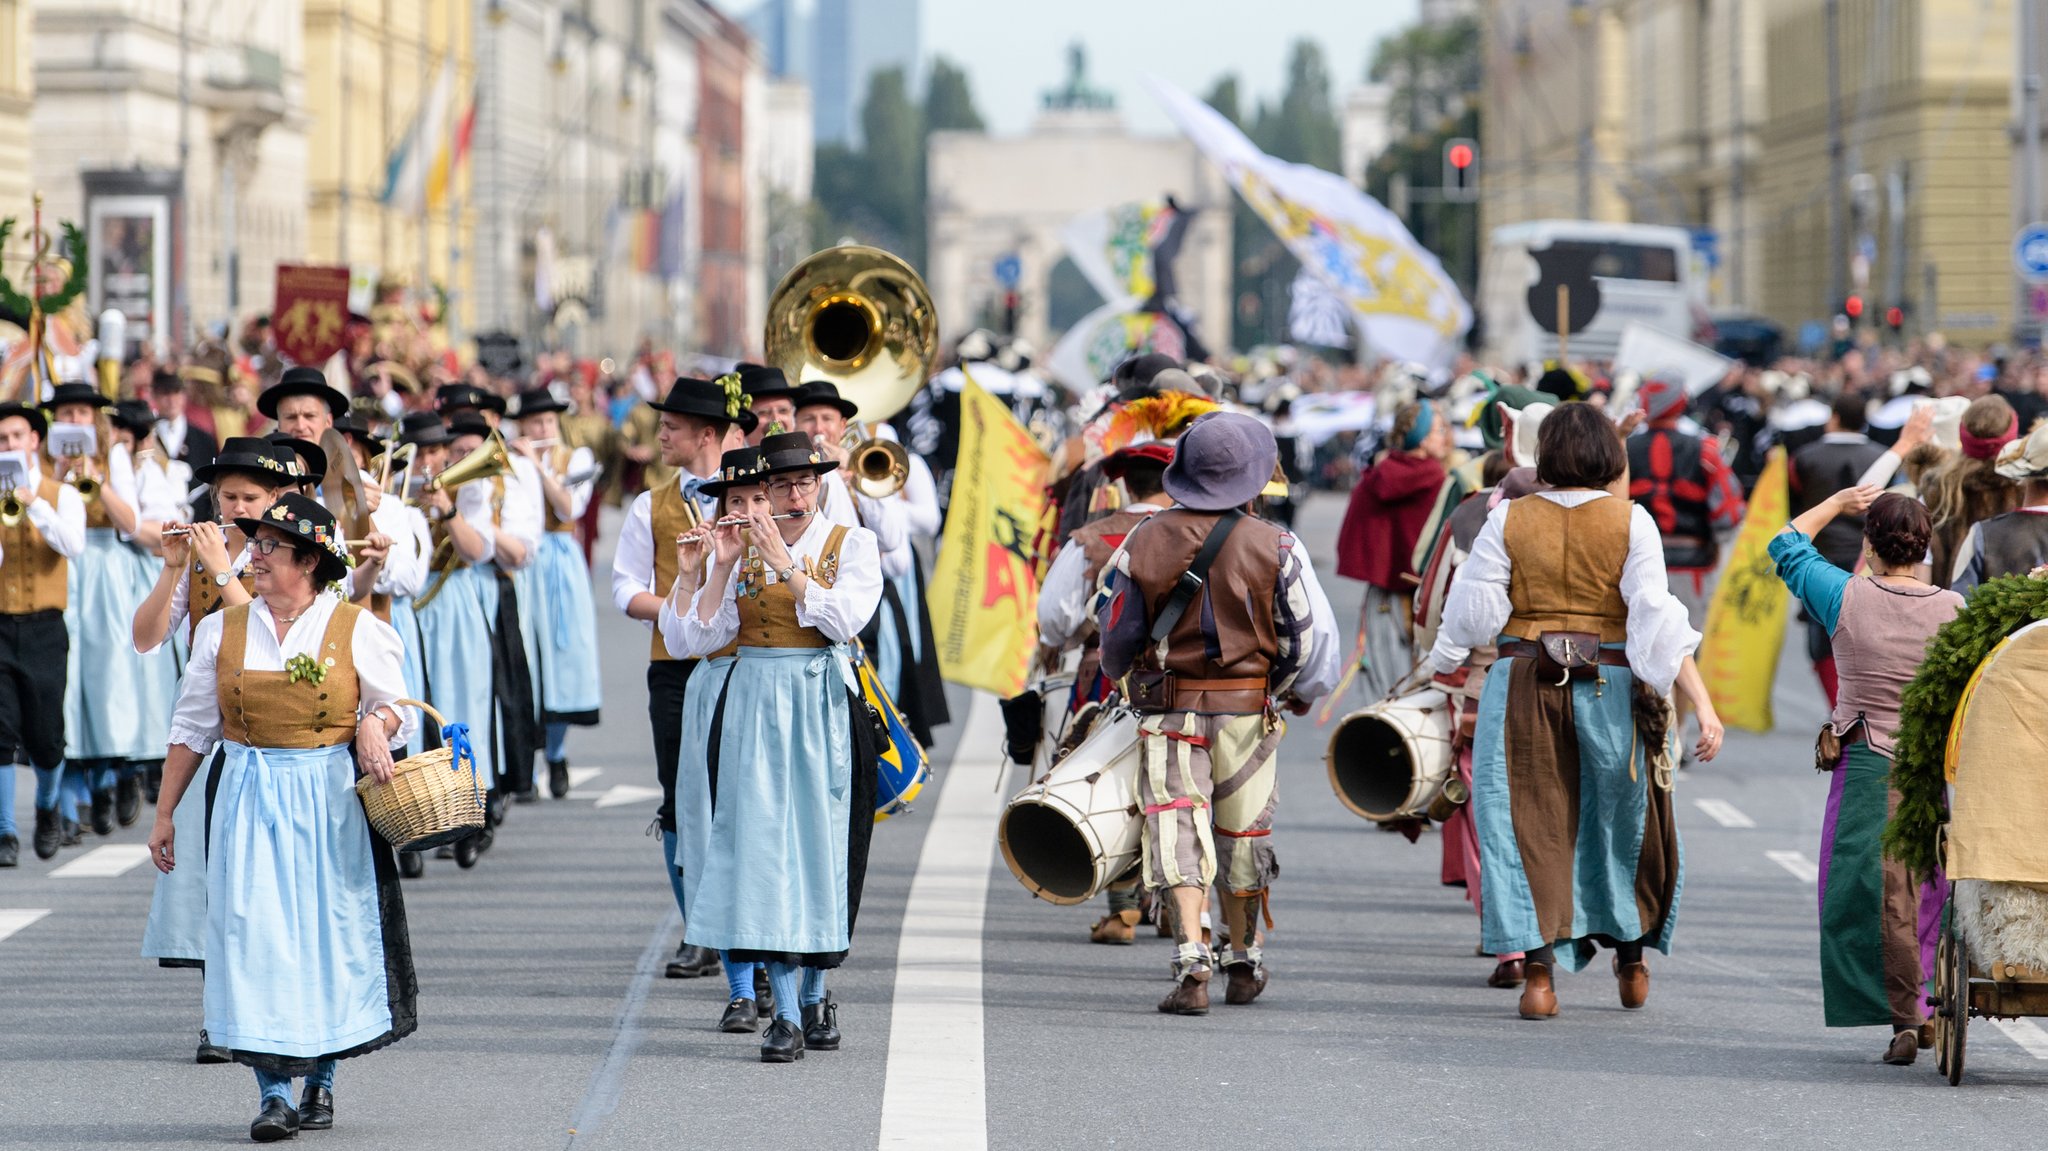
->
xmin=1884 ymin=304 xmax=1905 ymax=331
xmin=1843 ymin=295 xmax=1865 ymax=321
xmin=1443 ymin=137 xmax=1478 ymax=202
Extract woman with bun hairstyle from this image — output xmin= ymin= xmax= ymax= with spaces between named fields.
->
xmin=1770 ymin=486 xmax=1963 ymax=1066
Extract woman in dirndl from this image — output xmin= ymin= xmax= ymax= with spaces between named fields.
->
xmin=513 ymin=387 xmax=602 ymax=797
xmin=664 ymin=432 xmax=882 ymax=1063
xmin=1429 ymin=403 xmax=1724 ymax=1019
xmin=1771 ymin=485 xmax=1962 ymax=1065
xmin=147 ymin=493 xmax=417 ymax=1142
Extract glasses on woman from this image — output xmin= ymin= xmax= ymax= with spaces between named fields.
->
xmin=248 ymin=537 xmax=293 ymax=556
xmin=767 ymin=476 xmax=818 ymax=498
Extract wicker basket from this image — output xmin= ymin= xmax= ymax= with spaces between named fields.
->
xmin=355 ymin=698 xmax=486 ymax=852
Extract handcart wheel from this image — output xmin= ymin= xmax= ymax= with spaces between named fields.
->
xmin=1946 ymin=919 xmax=1970 ymax=1087
xmin=1933 ymin=927 xmax=1954 ymax=1079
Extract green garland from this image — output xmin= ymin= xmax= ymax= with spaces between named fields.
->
xmin=0 ymin=218 xmax=90 ymax=328
xmin=1884 ymin=573 xmax=2048 ymax=877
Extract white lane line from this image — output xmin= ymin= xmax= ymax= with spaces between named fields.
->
xmin=591 ymin=784 xmax=663 ymax=809
xmin=1766 ymin=850 xmax=1819 ymax=883
xmin=0 ymin=909 xmax=51 ymax=943
xmin=878 ymin=692 xmax=1003 ymax=1151
xmin=1693 ymin=798 xmax=1756 ymax=828
xmin=567 ymin=767 xmax=602 ymax=789
xmin=49 ymin=844 xmax=153 ymax=879
xmin=1992 ymin=1018 xmax=2048 ymax=1060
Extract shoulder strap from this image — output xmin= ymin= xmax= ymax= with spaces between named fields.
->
xmin=1149 ymin=509 xmax=1244 ymax=644
xmin=816 ymin=524 xmax=851 ymax=589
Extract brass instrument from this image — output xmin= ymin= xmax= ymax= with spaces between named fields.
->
xmin=64 ymin=466 xmax=100 ymax=503
xmin=765 ymin=245 xmax=937 ymax=428
xmin=373 ymin=440 xmax=417 ymax=492
xmin=0 ymin=490 xmax=22 ymax=528
xmin=838 ymin=423 xmax=911 ymax=500
xmin=422 ymin=431 xmax=513 ymax=495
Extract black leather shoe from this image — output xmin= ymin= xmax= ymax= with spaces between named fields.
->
xmin=249 ymin=1098 xmax=299 ymax=1142
xmin=434 ymin=845 xmax=456 ymax=860
xmin=91 ymin=788 xmax=115 ymax=836
xmin=60 ymin=817 xmax=83 ymax=847
xmin=754 ymin=968 xmax=776 ymax=1015
xmin=802 ymin=999 xmax=841 ymax=1051
xmin=298 ymin=1084 xmax=333 ymax=1130
xmin=116 ymin=774 xmax=143 ymax=827
xmin=33 ymin=809 xmax=60 ymax=859
xmin=548 ymin=758 xmax=570 ymax=799
xmin=453 ymin=833 xmax=481 ymax=870
xmin=665 ymin=943 xmax=721 ymax=979
xmin=486 ymin=791 xmax=508 ymax=826
xmin=719 ymin=997 xmax=760 ymax=1033
xmin=398 ymin=851 xmax=424 ymax=879
xmin=513 ymin=788 xmax=539 ymax=805
xmin=760 ymin=1017 xmax=805 ymax=1063
xmin=196 ymin=1029 xmax=231 ymax=1064
xmin=0 ymin=834 xmax=17 ymax=867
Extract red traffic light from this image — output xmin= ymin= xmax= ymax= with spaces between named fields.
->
xmin=1885 ymin=305 xmax=1904 ymax=329
xmin=1844 ymin=295 xmax=1865 ymax=319
xmin=1447 ymin=143 xmax=1474 ymax=170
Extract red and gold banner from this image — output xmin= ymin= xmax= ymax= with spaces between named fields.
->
xmin=271 ymin=264 xmax=351 ymax=366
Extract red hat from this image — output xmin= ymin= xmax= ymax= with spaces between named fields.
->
xmin=1101 ymin=440 xmax=1175 ymax=479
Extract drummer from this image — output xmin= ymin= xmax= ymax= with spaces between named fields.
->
xmin=1037 ymin=441 xmax=1172 ymax=945
xmin=1097 ymin=413 xmax=1342 ymax=1014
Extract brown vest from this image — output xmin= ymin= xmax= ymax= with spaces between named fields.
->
xmin=648 ymin=480 xmax=699 ymax=661
xmin=187 ymin=558 xmax=257 ymax=643
xmin=0 ymin=477 xmax=70 ymax=614
xmin=733 ymin=525 xmax=849 ymax=650
xmin=544 ymin=446 xmax=576 ymax=534
xmin=1071 ymin=507 xmax=1156 ymax=589
xmin=216 ymin=601 xmax=363 ymax=749
xmin=1501 ymin=494 xmax=1632 ymax=644
xmin=1122 ymin=508 xmax=1285 ymax=682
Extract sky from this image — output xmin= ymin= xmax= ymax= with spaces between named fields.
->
xmin=925 ymin=0 xmax=1419 ymax=137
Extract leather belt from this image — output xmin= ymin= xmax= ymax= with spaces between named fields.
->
xmin=1498 ymin=640 xmax=1630 ymax=668
xmin=1175 ymin=677 xmax=1269 ymax=692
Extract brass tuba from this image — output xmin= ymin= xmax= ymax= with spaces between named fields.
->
xmin=423 ymin=431 xmax=513 ymax=495
xmin=764 ymin=245 xmax=937 ymax=428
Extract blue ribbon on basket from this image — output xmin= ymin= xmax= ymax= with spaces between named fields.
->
xmin=442 ymin=722 xmax=482 ymax=806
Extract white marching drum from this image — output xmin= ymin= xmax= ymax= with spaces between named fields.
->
xmin=1027 ymin=659 xmax=1080 ymax=780
xmin=1326 ymin=688 xmax=1456 ymax=823
xmin=999 ymin=708 xmax=1142 ymax=905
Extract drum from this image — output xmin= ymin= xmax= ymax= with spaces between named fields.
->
xmin=1326 ymin=688 xmax=1455 ymax=823
xmin=999 ymin=708 xmax=1141 ymax=905
xmin=1027 ymin=663 xmax=1079 ymax=779
xmin=858 ymin=649 xmax=928 ymax=821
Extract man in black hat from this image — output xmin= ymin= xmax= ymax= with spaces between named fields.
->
xmin=0 ymin=401 xmax=89 ymax=865
xmin=1097 ymin=411 xmax=1341 ymax=1014
xmin=150 ymin=369 xmax=217 ymax=472
xmin=736 ymin=363 xmax=799 ymax=446
xmin=609 ymin=376 xmax=756 ymax=978
xmin=259 ymin=366 xmax=351 ymax=443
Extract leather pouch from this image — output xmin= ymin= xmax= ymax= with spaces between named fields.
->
xmin=1536 ymin=631 xmax=1603 ymax=682
xmin=1125 ymin=670 xmax=1177 ymax=713
xmin=1815 ymin=715 xmax=1865 ymax=773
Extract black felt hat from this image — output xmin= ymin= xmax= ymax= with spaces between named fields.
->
xmin=736 ymin=362 xmax=799 ymax=404
xmin=444 ymin=414 xmax=494 ymax=443
xmin=193 ymin=436 xmax=296 ymax=487
xmin=792 ymin=380 xmax=859 ymax=419
xmin=257 ymin=366 xmax=351 ymax=420
xmin=697 ymin=446 xmax=772 ymax=499
xmin=42 ymin=381 xmax=112 ymax=411
xmin=758 ymin=430 xmax=838 ymax=478
xmin=649 ymin=375 xmax=760 ymax=434
xmin=0 ymin=402 xmax=48 ymax=439
xmin=398 ymin=411 xmax=452 ymax=448
xmin=265 ymin=432 xmax=327 ymax=488
xmin=511 ymin=386 xmax=568 ymax=418
xmin=111 ymin=399 xmax=158 ymax=438
xmin=235 ymin=492 xmax=352 ymax=586
xmin=435 ymin=383 xmax=506 ymax=416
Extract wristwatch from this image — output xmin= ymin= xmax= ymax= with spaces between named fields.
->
xmin=213 ymin=571 xmax=233 ymax=588
xmin=776 ymin=564 xmax=797 ymax=584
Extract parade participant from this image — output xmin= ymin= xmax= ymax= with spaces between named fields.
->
xmin=737 ymin=362 xmax=800 ymax=446
xmin=0 ymin=401 xmax=88 ymax=863
xmin=1790 ymin=393 xmax=1887 ymax=705
xmin=665 ymin=431 xmax=883 ymax=1062
xmin=1953 ymin=420 xmax=2048 ymax=593
xmin=147 ymin=493 xmax=417 ymax=1141
xmin=108 ymin=398 xmax=184 ymax=817
xmin=609 ymin=376 xmax=755 ymax=980
xmin=1626 ymin=373 xmax=1746 ymax=623
xmin=1335 ymin=398 xmax=1451 ymax=702
xmin=512 ymin=386 xmax=601 ymax=798
xmin=385 ymin=413 xmax=447 ymax=764
xmin=150 ymin=369 xmax=217 ymax=471
xmin=260 ymin=372 xmax=402 ymax=618
xmin=1918 ymin=398 xmax=2017 ymax=583
xmin=258 ymin=366 xmax=351 ymax=445
xmin=1430 ymin=403 xmax=1724 ymax=1020
xmin=1037 ymin=441 xmax=1172 ymax=944
xmin=793 ymin=380 xmax=905 ymax=537
xmin=1770 ymin=485 xmax=1961 ymax=1065
xmin=1097 ymin=412 xmax=1343 ymax=1014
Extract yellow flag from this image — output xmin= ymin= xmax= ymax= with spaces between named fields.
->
xmin=1698 ymin=447 xmax=1790 ymax=732
xmin=929 ymin=373 xmax=1051 ymax=697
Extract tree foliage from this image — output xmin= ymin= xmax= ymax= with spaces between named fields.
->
xmin=1368 ymin=16 xmax=1481 ymax=139
xmin=1251 ymin=40 xmax=1341 ymax=173
xmin=808 ymin=57 xmax=986 ymax=269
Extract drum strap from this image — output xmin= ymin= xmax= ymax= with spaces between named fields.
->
xmin=1148 ymin=510 xmax=1245 ymax=644
xmin=1162 ymin=730 xmax=1210 ymax=748
xmin=1143 ymin=797 xmax=1204 ymax=815
xmin=1215 ymin=827 xmax=1269 ymax=838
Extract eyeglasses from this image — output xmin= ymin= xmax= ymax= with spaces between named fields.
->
xmin=767 ymin=476 xmax=818 ymax=497
xmin=248 ymin=537 xmax=294 ymax=556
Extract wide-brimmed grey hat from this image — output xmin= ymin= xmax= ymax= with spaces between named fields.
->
xmin=1995 ymin=420 xmax=2048 ymax=480
xmin=1162 ymin=411 xmax=1278 ymax=512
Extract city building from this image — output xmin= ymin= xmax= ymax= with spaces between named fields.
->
xmin=34 ymin=0 xmax=308 ymax=355
xmin=745 ymin=0 xmax=807 ymax=80
xmin=1342 ymin=82 xmax=1394 ymax=188
xmin=811 ymin=0 xmax=918 ymax=146
xmin=0 ymin=1 xmax=29 ymax=224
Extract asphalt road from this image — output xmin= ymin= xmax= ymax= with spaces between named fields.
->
xmin=5 ymin=495 xmax=2047 ymax=1150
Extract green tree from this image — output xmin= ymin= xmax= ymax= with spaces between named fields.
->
xmin=924 ymin=57 xmax=984 ymax=134
xmin=807 ymin=58 xmax=987 ymax=269
xmin=1252 ymin=40 xmax=1341 ymax=171
xmin=1368 ymin=16 xmax=1481 ymax=139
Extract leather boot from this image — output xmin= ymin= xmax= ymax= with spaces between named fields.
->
xmin=195 ymin=1030 xmax=230 ymax=1064
xmin=1518 ymin=961 xmax=1558 ymax=1019
xmin=802 ymin=999 xmax=841 ymax=1050
xmin=665 ymin=943 xmax=721 ymax=979
xmin=719 ymin=997 xmax=759 ymax=1034
xmin=249 ymin=1099 xmax=298 ymax=1142
xmin=0 ymin=834 xmax=17 ymax=867
xmin=298 ymin=1084 xmax=334 ymax=1130
xmin=453 ymin=832 xmax=482 ymax=869
xmin=116 ymin=773 xmax=142 ymax=827
xmin=760 ymin=1017 xmax=805 ymax=1063
xmin=1488 ymin=958 xmax=1526 ymax=988
xmin=1615 ymin=958 xmax=1650 ymax=1009
xmin=91 ymin=788 xmax=115 ymax=836
xmin=548 ymin=758 xmax=570 ymax=799
xmin=32 ymin=808 xmax=60 ymax=860
xmin=1157 ymin=968 xmax=1211 ymax=1015
xmin=1223 ymin=962 xmax=1268 ymax=1006
xmin=398 ymin=851 xmax=424 ymax=879
xmin=1884 ymin=1028 xmax=1919 ymax=1065
xmin=1089 ymin=909 xmax=1140 ymax=945
xmin=755 ymin=967 xmax=776 ymax=1015
xmin=60 ymin=817 xmax=82 ymax=847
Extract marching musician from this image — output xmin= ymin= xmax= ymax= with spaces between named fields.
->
xmin=258 ymin=372 xmax=402 ymax=620
xmin=149 ymin=369 xmax=217 ymax=472
xmin=384 ymin=412 xmax=447 ymax=763
xmin=664 ymin=431 xmax=883 ymax=1063
xmin=737 ymin=363 xmax=799 ymax=446
xmin=334 ymin=411 xmax=424 ymax=624
xmin=1097 ymin=412 xmax=1342 ymax=1014
xmin=512 ymin=386 xmax=603 ymax=799
xmin=1037 ymin=441 xmax=1172 ymax=945
xmin=147 ymin=494 xmax=417 ymax=1142
xmin=0 ymin=401 xmax=88 ymax=866
xmin=608 ymin=376 xmax=755 ymax=981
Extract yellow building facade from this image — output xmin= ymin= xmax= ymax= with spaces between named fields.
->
xmin=0 ymin=1 xmax=29 ymax=215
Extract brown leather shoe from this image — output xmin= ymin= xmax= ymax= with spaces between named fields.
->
xmin=1223 ymin=964 xmax=1268 ymax=1005
xmin=1157 ymin=969 xmax=1211 ymax=1015
xmin=1615 ymin=959 xmax=1650 ymax=1009
xmin=1089 ymin=909 xmax=1140 ymax=945
xmin=1918 ymin=1021 xmax=1935 ymax=1050
xmin=1518 ymin=961 xmax=1558 ymax=1019
xmin=1488 ymin=958 xmax=1526 ymax=988
xmin=1883 ymin=1029 xmax=1918 ymax=1065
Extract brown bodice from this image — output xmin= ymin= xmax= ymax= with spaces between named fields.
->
xmin=187 ymin=558 xmax=257 ymax=643
xmin=1501 ymin=494 xmax=1631 ymax=644
xmin=1121 ymin=507 xmax=1285 ymax=682
xmin=733 ymin=524 xmax=848 ymax=650
xmin=216 ymin=601 xmax=363 ymax=749
xmin=648 ymin=479 xmax=696 ymax=661
xmin=0 ymin=477 xmax=67 ymax=614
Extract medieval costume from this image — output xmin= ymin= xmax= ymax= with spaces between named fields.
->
xmin=1952 ymin=422 xmax=2048 ymax=594
xmin=1626 ymin=375 xmax=1745 ymax=626
xmin=1336 ymin=402 xmax=1449 ymax=701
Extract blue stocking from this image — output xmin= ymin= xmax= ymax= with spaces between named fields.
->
xmin=764 ymin=962 xmax=803 ymax=1024
xmin=801 ymin=967 xmax=828 ymax=1008
xmin=0 ymin=763 xmax=15 ymax=838
xmin=544 ymin=723 xmax=569 ymax=762
xmin=724 ymin=953 xmax=757 ymax=1000
xmin=253 ymin=1069 xmax=293 ymax=1108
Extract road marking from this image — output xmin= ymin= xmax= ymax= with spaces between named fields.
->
xmin=563 ymin=907 xmax=679 ymax=1148
xmin=0 ymin=909 xmax=51 ymax=943
xmin=49 ymin=844 xmax=153 ymax=879
xmin=1992 ymin=1018 xmax=2048 ymax=1060
xmin=878 ymin=692 xmax=1003 ymax=1150
xmin=1692 ymin=798 xmax=1756 ymax=828
xmin=591 ymin=784 xmax=663 ymax=809
xmin=567 ymin=767 xmax=602 ymax=789
xmin=1766 ymin=850 xmax=1819 ymax=883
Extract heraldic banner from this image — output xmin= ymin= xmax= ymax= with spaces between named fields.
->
xmin=272 ymin=264 xmax=352 ymax=366
xmin=1698 ymin=447 xmax=1791 ymax=733
xmin=930 ymin=372 xmax=1051 ymax=698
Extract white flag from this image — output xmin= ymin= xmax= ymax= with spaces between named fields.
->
xmin=1288 ymin=267 xmax=1354 ymax=348
xmin=1148 ymin=77 xmax=1470 ymax=370
xmin=1612 ymin=321 xmax=1735 ymax=396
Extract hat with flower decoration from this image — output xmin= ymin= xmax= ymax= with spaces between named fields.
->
xmin=235 ymin=492 xmax=353 ymax=585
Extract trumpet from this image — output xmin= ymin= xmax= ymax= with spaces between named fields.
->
xmin=837 ymin=423 xmax=910 ymax=499
xmin=0 ymin=490 xmax=23 ymax=528
xmin=62 ymin=462 xmax=100 ymax=504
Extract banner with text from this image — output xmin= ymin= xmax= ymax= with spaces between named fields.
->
xmin=1698 ymin=447 xmax=1791 ymax=732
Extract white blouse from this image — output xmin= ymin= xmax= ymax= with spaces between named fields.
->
xmin=1428 ymin=489 xmax=1701 ymax=695
xmin=168 ymin=592 xmax=418 ymax=757
xmin=660 ymin=513 xmax=884 ymax=658
xmin=133 ymin=452 xmax=192 ymax=526
xmin=374 ymin=500 xmax=433 ymax=599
